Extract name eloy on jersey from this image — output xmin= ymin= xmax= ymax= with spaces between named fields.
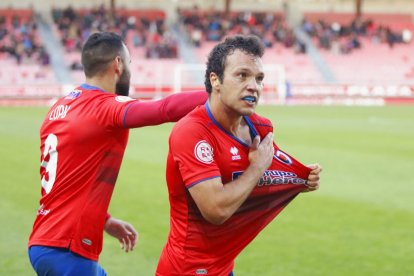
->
xmin=49 ymin=105 xmax=71 ymax=121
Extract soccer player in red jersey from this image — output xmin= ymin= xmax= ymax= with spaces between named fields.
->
xmin=27 ymin=32 xmax=208 ymax=275
xmin=156 ymin=35 xmax=322 ymax=275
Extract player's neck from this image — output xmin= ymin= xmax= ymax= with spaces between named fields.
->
xmin=208 ymin=100 xmax=243 ymax=136
xmin=85 ymin=76 xmax=116 ymax=94
xmin=215 ymin=112 xmax=251 ymax=144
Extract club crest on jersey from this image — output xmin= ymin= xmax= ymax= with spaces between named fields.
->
xmin=274 ymin=149 xmax=293 ymax=165
xmin=194 ymin=140 xmax=214 ymax=164
xmin=115 ymin=96 xmax=135 ymax=102
xmin=230 ymin=146 xmax=241 ymax=160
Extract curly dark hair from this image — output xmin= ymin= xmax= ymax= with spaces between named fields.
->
xmin=204 ymin=35 xmax=264 ymax=94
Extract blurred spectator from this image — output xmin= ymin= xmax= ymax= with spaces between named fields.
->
xmin=190 ymin=28 xmax=202 ymax=47
xmin=178 ymin=8 xmax=305 ymax=53
xmin=295 ymin=39 xmax=307 ymax=54
xmin=0 ymin=11 xmax=47 ymax=66
xmin=52 ymin=5 xmax=178 ymax=62
xmin=70 ymin=60 xmax=83 ymax=70
xmin=302 ymin=16 xmax=410 ymax=54
xmin=38 ymin=47 xmax=50 ymax=66
xmin=402 ymin=29 xmax=412 ymax=43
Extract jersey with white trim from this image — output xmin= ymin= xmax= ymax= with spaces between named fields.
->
xmin=28 ymin=84 xmax=137 ymax=261
xmin=157 ymin=104 xmax=311 ymax=276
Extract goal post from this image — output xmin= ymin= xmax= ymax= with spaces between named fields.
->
xmin=173 ymin=64 xmax=286 ymax=104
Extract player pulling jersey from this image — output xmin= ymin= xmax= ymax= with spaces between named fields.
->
xmin=156 ymin=103 xmax=311 ymax=275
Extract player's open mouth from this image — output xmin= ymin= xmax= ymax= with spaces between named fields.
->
xmin=242 ymin=96 xmax=257 ymax=104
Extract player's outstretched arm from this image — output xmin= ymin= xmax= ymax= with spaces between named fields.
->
xmin=302 ymin=163 xmax=322 ymax=193
xmin=123 ymin=91 xmax=208 ymax=128
xmin=104 ymin=216 xmax=138 ymax=253
xmin=188 ymin=133 xmax=274 ymax=225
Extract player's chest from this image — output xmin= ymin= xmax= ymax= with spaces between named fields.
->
xmin=211 ymin=135 xmax=258 ymax=183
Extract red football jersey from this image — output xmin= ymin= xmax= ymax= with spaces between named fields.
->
xmin=28 ymin=84 xmax=138 ymax=261
xmin=156 ymin=104 xmax=311 ymax=276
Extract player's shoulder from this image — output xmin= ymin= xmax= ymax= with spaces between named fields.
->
xmin=86 ymin=90 xmax=138 ymax=111
xmin=172 ymin=105 xmax=210 ymax=133
xmin=54 ymin=86 xmax=99 ymax=105
xmin=62 ymin=85 xmax=136 ymax=103
xmin=93 ymin=90 xmax=136 ymax=104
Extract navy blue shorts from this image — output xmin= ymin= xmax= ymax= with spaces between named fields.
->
xmin=28 ymin=246 xmax=106 ymax=276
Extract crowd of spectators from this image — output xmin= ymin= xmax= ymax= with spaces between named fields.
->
xmin=178 ymin=6 xmax=413 ymax=56
xmin=52 ymin=5 xmax=178 ymax=71
xmin=0 ymin=12 xmax=50 ymax=66
xmin=1 ymin=6 xmax=413 ymax=71
xmin=178 ymin=7 xmax=307 ymax=54
xmin=301 ymin=17 xmax=413 ymax=55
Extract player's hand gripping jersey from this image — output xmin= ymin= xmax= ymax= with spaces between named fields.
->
xmin=157 ymin=104 xmax=311 ymax=276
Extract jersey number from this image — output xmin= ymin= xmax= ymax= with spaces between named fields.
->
xmin=40 ymin=134 xmax=58 ymax=194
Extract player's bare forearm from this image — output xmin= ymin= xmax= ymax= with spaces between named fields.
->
xmin=123 ymin=91 xmax=208 ymax=128
xmin=189 ymin=133 xmax=274 ymax=225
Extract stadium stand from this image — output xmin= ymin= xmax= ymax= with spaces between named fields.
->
xmin=0 ymin=1 xmax=413 ymax=105
xmin=177 ymin=8 xmax=302 ymax=49
xmin=0 ymin=8 xmax=55 ymax=88
xmin=301 ymin=12 xmax=414 ymax=85
xmin=51 ymin=5 xmax=180 ymax=90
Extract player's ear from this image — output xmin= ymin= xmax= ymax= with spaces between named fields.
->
xmin=114 ymin=56 xmax=123 ymax=75
xmin=210 ymin=72 xmax=220 ymax=90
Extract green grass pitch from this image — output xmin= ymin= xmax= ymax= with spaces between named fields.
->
xmin=0 ymin=105 xmax=413 ymax=275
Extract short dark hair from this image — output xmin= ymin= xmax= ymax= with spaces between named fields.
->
xmin=81 ymin=32 xmax=125 ymax=78
xmin=204 ymin=35 xmax=264 ymax=93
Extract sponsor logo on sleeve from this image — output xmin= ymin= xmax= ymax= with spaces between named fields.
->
xmin=64 ymin=89 xmax=82 ymax=99
xmin=194 ymin=140 xmax=214 ymax=164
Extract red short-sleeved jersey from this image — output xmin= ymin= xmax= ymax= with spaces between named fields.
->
xmin=157 ymin=104 xmax=311 ymax=276
xmin=28 ymin=84 xmax=138 ymax=261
